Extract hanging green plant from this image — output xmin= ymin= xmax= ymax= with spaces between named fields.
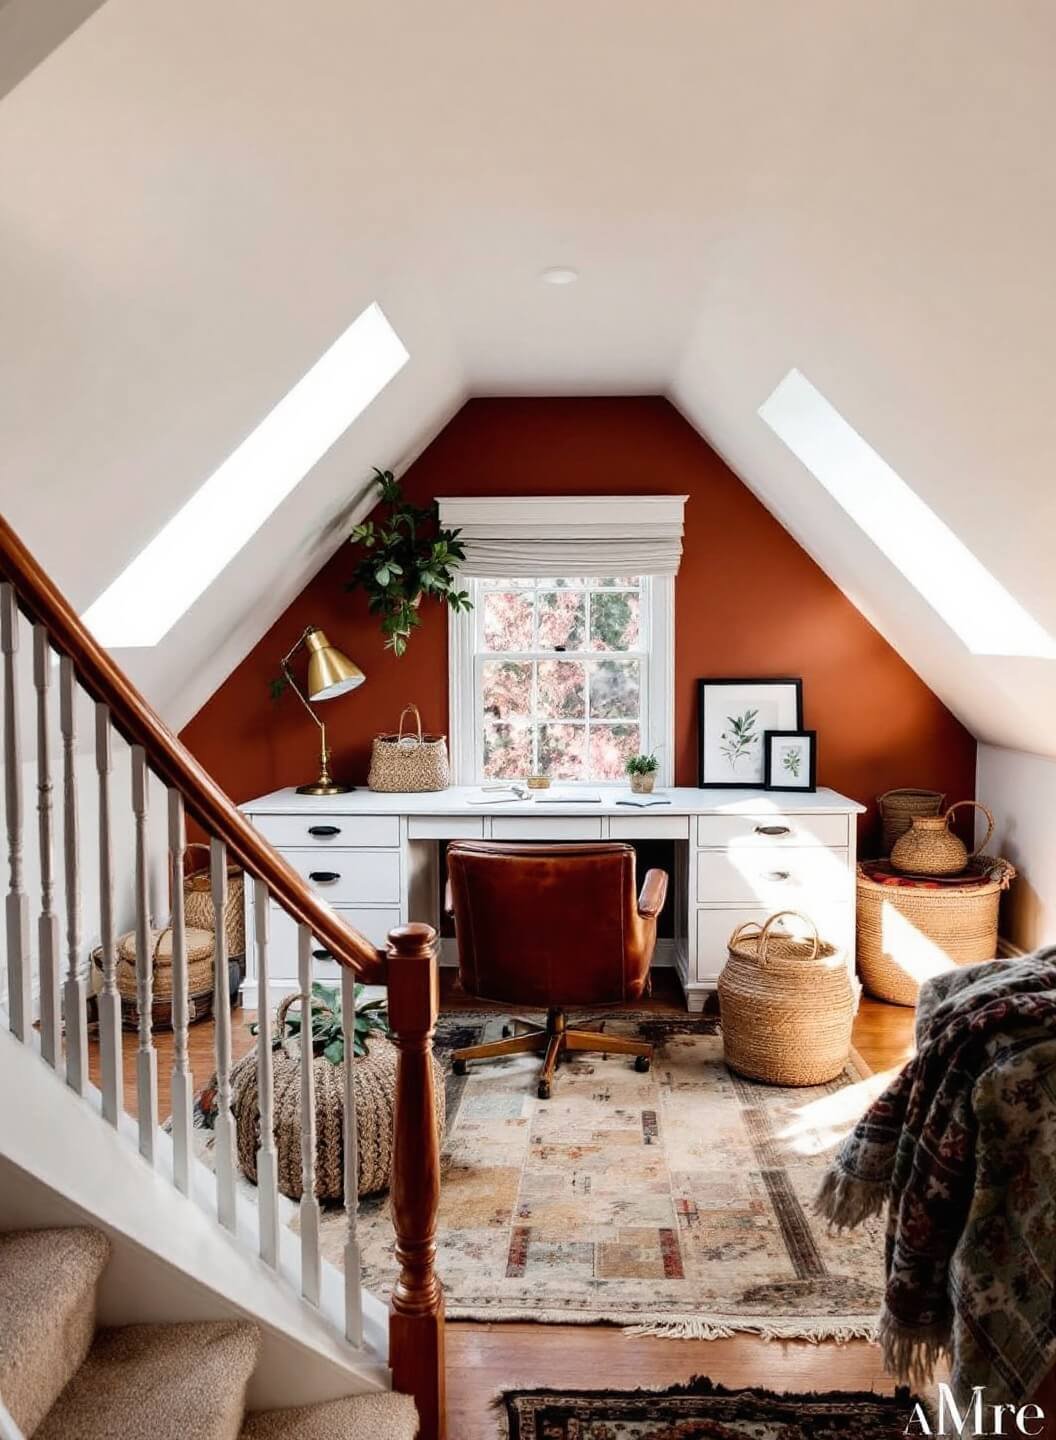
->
xmin=347 ymin=468 xmax=472 ymax=657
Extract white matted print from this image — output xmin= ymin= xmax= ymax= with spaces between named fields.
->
xmin=764 ymin=729 xmax=817 ymax=792
xmin=697 ymin=678 xmax=803 ymax=788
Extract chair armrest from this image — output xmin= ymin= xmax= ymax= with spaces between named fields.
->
xmin=638 ymin=868 xmax=668 ymax=918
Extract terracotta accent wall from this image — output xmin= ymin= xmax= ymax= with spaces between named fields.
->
xmin=180 ymin=398 xmax=976 ymax=848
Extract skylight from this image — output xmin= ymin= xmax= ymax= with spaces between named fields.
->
xmin=83 ymin=302 xmax=409 ymax=647
xmin=759 ymin=369 xmax=1056 ymax=659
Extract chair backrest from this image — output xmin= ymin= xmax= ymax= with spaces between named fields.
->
xmin=446 ymin=841 xmax=653 ymax=1008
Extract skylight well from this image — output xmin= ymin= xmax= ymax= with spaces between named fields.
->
xmin=83 ymin=302 xmax=409 ymax=648
xmin=759 ymin=369 xmax=1056 ymax=660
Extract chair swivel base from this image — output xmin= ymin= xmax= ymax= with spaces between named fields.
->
xmin=451 ymin=1007 xmax=652 ymax=1099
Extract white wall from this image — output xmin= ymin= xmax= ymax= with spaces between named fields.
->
xmin=977 ymin=743 xmax=1056 ymax=953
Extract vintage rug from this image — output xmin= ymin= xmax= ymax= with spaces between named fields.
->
xmin=320 ymin=1009 xmax=887 ymax=1338
xmin=496 ymin=1377 xmax=926 ymax=1438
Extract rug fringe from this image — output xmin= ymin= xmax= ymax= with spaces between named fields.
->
xmin=814 ymin=1167 xmax=889 ymax=1229
xmin=625 ymin=1317 xmax=880 ymax=1343
xmin=878 ymin=1310 xmax=950 ymax=1386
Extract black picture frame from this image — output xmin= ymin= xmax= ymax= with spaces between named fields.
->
xmin=763 ymin=729 xmax=817 ymax=792
xmin=697 ymin=678 xmax=804 ymax=789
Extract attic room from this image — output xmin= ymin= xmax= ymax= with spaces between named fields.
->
xmin=2 ymin=3 xmax=1056 ymax=1438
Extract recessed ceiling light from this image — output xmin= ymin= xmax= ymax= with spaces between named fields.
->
xmin=539 ymin=267 xmax=579 ymax=286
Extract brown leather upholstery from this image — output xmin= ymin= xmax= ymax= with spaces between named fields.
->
xmin=447 ymin=842 xmax=667 ymax=1009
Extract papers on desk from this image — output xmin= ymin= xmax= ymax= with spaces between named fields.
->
xmin=466 ymin=785 xmax=527 ymax=804
xmin=532 ymin=790 xmax=602 ymax=804
xmin=615 ymin=791 xmax=672 ymax=807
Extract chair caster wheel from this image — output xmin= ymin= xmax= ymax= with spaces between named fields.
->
xmin=501 ymin=1024 xmax=512 ymax=1038
xmin=537 ymin=1081 xmax=551 ymax=1100
xmin=634 ymin=1055 xmax=651 ymax=1073
xmin=453 ymin=1058 xmax=468 ymax=1076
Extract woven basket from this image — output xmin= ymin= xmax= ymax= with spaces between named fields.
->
xmin=856 ymin=856 xmax=1016 ymax=1006
xmin=184 ymin=844 xmax=246 ymax=957
xmin=101 ymin=926 xmax=216 ymax=1031
xmin=877 ymin=788 xmax=946 ymax=856
xmin=230 ymin=994 xmax=446 ymax=1201
xmin=368 ymin=704 xmax=450 ymax=793
xmin=718 ymin=910 xmax=854 ymax=1087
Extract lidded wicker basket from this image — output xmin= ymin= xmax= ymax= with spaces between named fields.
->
xmin=877 ymin=789 xmax=946 ymax=856
xmin=856 ymin=856 xmax=1015 ymax=1006
xmin=718 ymin=910 xmax=855 ymax=1087
xmin=184 ymin=843 xmax=246 ymax=957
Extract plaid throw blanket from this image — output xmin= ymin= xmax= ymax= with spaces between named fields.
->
xmin=817 ymin=951 xmax=1056 ymax=1407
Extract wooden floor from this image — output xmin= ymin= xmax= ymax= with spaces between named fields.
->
xmin=87 ymin=972 xmax=918 ymax=1438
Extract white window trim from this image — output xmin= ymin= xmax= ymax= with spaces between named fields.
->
xmin=448 ymin=574 xmax=675 ymax=788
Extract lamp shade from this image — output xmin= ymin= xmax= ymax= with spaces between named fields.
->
xmin=304 ymin=628 xmax=364 ymax=701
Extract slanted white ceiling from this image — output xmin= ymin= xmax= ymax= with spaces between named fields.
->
xmin=1 ymin=0 xmax=1054 ymax=751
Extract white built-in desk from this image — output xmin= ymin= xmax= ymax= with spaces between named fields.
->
xmin=240 ymin=786 xmax=865 ymax=1011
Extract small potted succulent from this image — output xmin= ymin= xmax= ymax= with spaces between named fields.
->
xmin=626 ymin=752 xmax=660 ymax=794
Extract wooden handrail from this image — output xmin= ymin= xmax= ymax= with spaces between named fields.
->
xmin=0 ymin=515 xmax=385 ymax=983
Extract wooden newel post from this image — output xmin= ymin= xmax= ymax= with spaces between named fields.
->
xmin=386 ymin=922 xmax=446 ymax=1440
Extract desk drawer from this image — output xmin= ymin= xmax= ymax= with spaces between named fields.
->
xmin=281 ymin=848 xmax=401 ymax=905
xmin=266 ymin=901 xmax=401 ymax=981
xmin=491 ymin=816 xmax=603 ymax=841
xmin=254 ymin=813 xmax=400 ymax=849
xmin=609 ymin=815 xmax=690 ymax=840
xmin=408 ymin=816 xmax=484 ymax=841
xmin=696 ymin=847 xmax=851 ymax=906
xmin=697 ymin=813 xmax=848 ymax=849
xmin=695 ymin=903 xmax=853 ymax=984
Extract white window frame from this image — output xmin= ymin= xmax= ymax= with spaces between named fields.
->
xmin=449 ymin=573 xmax=675 ymax=788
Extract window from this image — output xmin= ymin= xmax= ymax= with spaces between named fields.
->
xmin=759 ymin=368 xmax=1056 ymax=659
xmin=83 ymin=302 xmax=408 ymax=648
xmin=451 ymin=574 xmax=674 ymax=785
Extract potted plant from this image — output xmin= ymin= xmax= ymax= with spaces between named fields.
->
xmin=626 ymin=752 xmax=660 ymax=794
xmin=347 ymin=468 xmax=472 ymax=656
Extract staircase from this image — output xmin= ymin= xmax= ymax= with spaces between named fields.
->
xmin=0 ymin=517 xmax=446 ymax=1436
xmin=0 ymin=1227 xmax=417 ymax=1439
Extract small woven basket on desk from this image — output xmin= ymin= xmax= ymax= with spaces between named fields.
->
xmin=718 ymin=910 xmax=854 ymax=1087
xmin=856 ymin=856 xmax=1016 ymax=1006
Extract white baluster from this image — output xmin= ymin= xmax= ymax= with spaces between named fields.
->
xmin=2 ymin=585 xmax=30 ymax=1041
xmin=298 ymin=923 xmax=321 ymax=1305
xmin=211 ymin=839 xmax=237 ymax=1233
xmin=255 ymin=879 xmax=279 ymax=1266
xmin=342 ymin=964 xmax=362 ymax=1345
xmin=60 ymin=657 xmax=87 ymax=1092
xmin=168 ymin=790 xmax=191 ymax=1194
xmin=33 ymin=628 xmax=61 ymax=1067
xmin=132 ymin=746 xmax=158 ymax=1158
xmin=95 ymin=703 xmax=121 ymax=1123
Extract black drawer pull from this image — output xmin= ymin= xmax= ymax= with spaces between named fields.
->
xmin=755 ymin=824 xmax=791 ymax=836
xmin=312 ymin=948 xmax=333 ymax=961
xmin=308 ymin=870 xmax=341 ymax=883
xmin=765 ymin=870 xmax=791 ymax=882
xmin=308 ymin=825 xmax=341 ymax=837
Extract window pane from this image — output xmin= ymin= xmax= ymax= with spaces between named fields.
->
xmin=537 ymin=660 xmax=586 ymax=719
xmin=589 ymin=724 xmax=640 ymax=780
xmin=483 ymin=591 xmax=534 ymax=651
xmin=483 ymin=723 xmax=532 ymax=779
xmin=538 ymin=723 xmax=586 ymax=780
xmin=595 ymin=576 xmax=640 ymax=587
xmin=537 ymin=591 xmax=585 ymax=651
xmin=589 ymin=590 xmax=640 ymax=651
xmin=481 ymin=660 xmax=532 ymax=719
xmin=589 ymin=658 xmax=640 ymax=719
xmin=534 ymin=577 xmax=587 ymax=589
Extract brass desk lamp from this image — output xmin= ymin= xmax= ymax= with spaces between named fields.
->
xmin=280 ymin=626 xmax=364 ymax=795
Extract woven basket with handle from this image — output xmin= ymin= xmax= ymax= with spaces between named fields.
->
xmin=877 ymin=788 xmax=946 ymax=856
xmin=718 ymin=910 xmax=854 ymax=1087
xmin=183 ymin=843 xmax=246 ymax=956
xmin=229 ymin=993 xmax=446 ymax=1201
xmin=368 ymin=704 xmax=450 ymax=793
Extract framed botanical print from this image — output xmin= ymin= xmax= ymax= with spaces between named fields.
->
xmin=697 ymin=678 xmax=803 ymax=789
xmin=764 ymin=729 xmax=817 ymax=792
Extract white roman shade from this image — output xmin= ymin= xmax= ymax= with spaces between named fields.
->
xmin=436 ymin=495 xmax=687 ymax=577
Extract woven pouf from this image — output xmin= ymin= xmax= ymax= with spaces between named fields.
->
xmin=856 ymin=856 xmax=1016 ymax=1006
xmin=718 ymin=909 xmax=854 ymax=1087
xmin=230 ymin=1012 xmax=446 ymax=1201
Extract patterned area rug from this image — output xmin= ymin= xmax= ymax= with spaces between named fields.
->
xmin=497 ymin=1377 xmax=926 ymax=1438
xmin=319 ymin=1009 xmax=887 ymax=1339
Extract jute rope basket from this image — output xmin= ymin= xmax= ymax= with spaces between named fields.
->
xmin=856 ymin=856 xmax=1016 ymax=1006
xmin=183 ymin=843 xmax=246 ymax=957
xmin=230 ymin=994 xmax=446 ymax=1201
xmin=877 ymin=788 xmax=946 ymax=856
xmin=718 ymin=910 xmax=854 ymax=1087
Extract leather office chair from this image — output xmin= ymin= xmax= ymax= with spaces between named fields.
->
xmin=445 ymin=841 xmax=668 ymax=1099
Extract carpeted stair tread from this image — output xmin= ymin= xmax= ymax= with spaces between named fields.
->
xmin=35 ymin=1319 xmax=261 ymax=1440
xmin=240 ymin=1393 xmax=419 ymax=1439
xmin=0 ymin=1226 xmax=110 ymax=1436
